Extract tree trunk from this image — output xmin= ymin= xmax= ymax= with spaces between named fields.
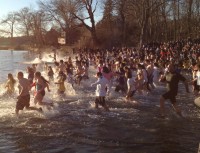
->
xmin=139 ymin=0 xmax=149 ymax=48
xmin=187 ymin=0 xmax=193 ymax=36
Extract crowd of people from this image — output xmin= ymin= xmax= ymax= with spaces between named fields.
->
xmin=3 ymin=37 xmax=200 ymax=118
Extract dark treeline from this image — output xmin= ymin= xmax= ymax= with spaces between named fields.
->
xmin=0 ymin=0 xmax=200 ymax=48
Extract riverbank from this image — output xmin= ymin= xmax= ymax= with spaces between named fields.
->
xmin=0 ymin=45 xmax=74 ymax=55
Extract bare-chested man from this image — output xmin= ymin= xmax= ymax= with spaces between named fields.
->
xmin=16 ymin=72 xmax=42 ymax=115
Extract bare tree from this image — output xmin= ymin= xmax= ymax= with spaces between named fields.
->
xmin=0 ymin=12 xmax=17 ymax=38
xmin=186 ymin=0 xmax=193 ymax=36
xmin=15 ymin=7 xmax=33 ymax=37
xmin=28 ymin=10 xmax=49 ymax=47
xmin=115 ymin=0 xmax=128 ymax=45
xmin=72 ymin=0 xmax=99 ymax=45
xmin=39 ymin=0 xmax=79 ymax=44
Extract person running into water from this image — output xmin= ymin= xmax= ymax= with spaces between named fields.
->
xmin=74 ymin=62 xmax=84 ymax=86
xmin=66 ymin=68 xmax=74 ymax=88
xmin=91 ymin=72 xmax=109 ymax=111
xmin=125 ymin=70 xmax=136 ymax=101
xmin=190 ymin=63 xmax=200 ymax=96
xmin=32 ymin=64 xmax=37 ymax=73
xmin=159 ymin=63 xmax=189 ymax=118
xmin=58 ymin=60 xmax=66 ymax=72
xmin=47 ymin=66 xmax=54 ymax=82
xmin=16 ymin=72 xmax=42 ymax=116
xmin=5 ymin=73 xmax=16 ymax=95
xmin=115 ymin=67 xmax=127 ymax=93
xmin=43 ymin=62 xmax=49 ymax=72
xmin=27 ymin=67 xmax=34 ymax=84
xmin=32 ymin=71 xmax=52 ymax=107
xmin=55 ymin=71 xmax=66 ymax=94
xmin=102 ymin=66 xmax=114 ymax=96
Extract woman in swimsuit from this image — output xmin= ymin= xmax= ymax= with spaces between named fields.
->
xmin=5 ymin=73 xmax=16 ymax=95
xmin=55 ymin=71 xmax=66 ymax=94
xmin=32 ymin=71 xmax=51 ymax=106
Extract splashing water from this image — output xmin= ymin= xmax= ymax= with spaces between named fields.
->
xmin=0 ymin=50 xmax=200 ymax=153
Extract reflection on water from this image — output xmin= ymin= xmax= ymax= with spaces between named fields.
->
xmin=0 ymin=50 xmax=29 ymax=82
xmin=0 ymin=50 xmax=200 ymax=153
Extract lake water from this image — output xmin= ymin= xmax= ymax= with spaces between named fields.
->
xmin=0 ymin=50 xmax=200 ymax=153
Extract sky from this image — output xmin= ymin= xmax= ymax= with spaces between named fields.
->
xmin=0 ymin=0 xmax=102 ymax=37
xmin=0 ymin=0 xmax=102 ymax=19
xmin=0 ymin=0 xmax=38 ymax=18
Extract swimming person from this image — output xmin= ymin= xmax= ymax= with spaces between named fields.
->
xmin=91 ymin=72 xmax=109 ymax=111
xmin=5 ymin=73 xmax=16 ymax=95
xmin=159 ymin=63 xmax=189 ymax=118
xmin=16 ymin=72 xmax=42 ymax=116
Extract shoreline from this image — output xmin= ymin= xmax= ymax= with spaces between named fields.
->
xmin=0 ymin=45 xmax=73 ymax=53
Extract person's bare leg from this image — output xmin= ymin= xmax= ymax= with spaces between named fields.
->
xmin=172 ymin=103 xmax=182 ymax=116
xmin=160 ymin=96 xmax=165 ymax=117
xmin=102 ymin=97 xmax=109 ymax=111
xmin=15 ymin=109 xmax=19 ymax=116
xmin=104 ymin=105 xmax=110 ymax=111
xmin=125 ymin=95 xmax=129 ymax=102
xmin=95 ymin=97 xmax=99 ymax=109
xmin=95 ymin=103 xmax=99 ymax=109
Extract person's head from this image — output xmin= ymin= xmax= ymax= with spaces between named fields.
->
xmin=17 ymin=72 xmax=24 ymax=80
xmin=59 ymin=71 xmax=64 ymax=76
xmin=48 ymin=66 xmax=52 ymax=70
xmin=137 ymin=64 xmax=142 ymax=69
xmin=154 ymin=62 xmax=159 ymax=68
xmin=102 ymin=66 xmax=110 ymax=73
xmin=197 ymin=64 xmax=200 ymax=70
xmin=54 ymin=62 xmax=59 ymax=66
xmin=125 ymin=71 xmax=132 ymax=79
xmin=27 ymin=67 xmax=33 ymax=73
xmin=124 ymin=66 xmax=130 ymax=72
xmin=99 ymin=60 xmax=103 ymax=65
xmin=167 ymin=64 xmax=175 ymax=73
xmin=26 ymin=66 xmax=30 ymax=72
xmin=8 ymin=73 xmax=13 ymax=80
xmin=34 ymin=71 xmax=41 ymax=79
xmin=96 ymin=72 xmax=102 ymax=78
